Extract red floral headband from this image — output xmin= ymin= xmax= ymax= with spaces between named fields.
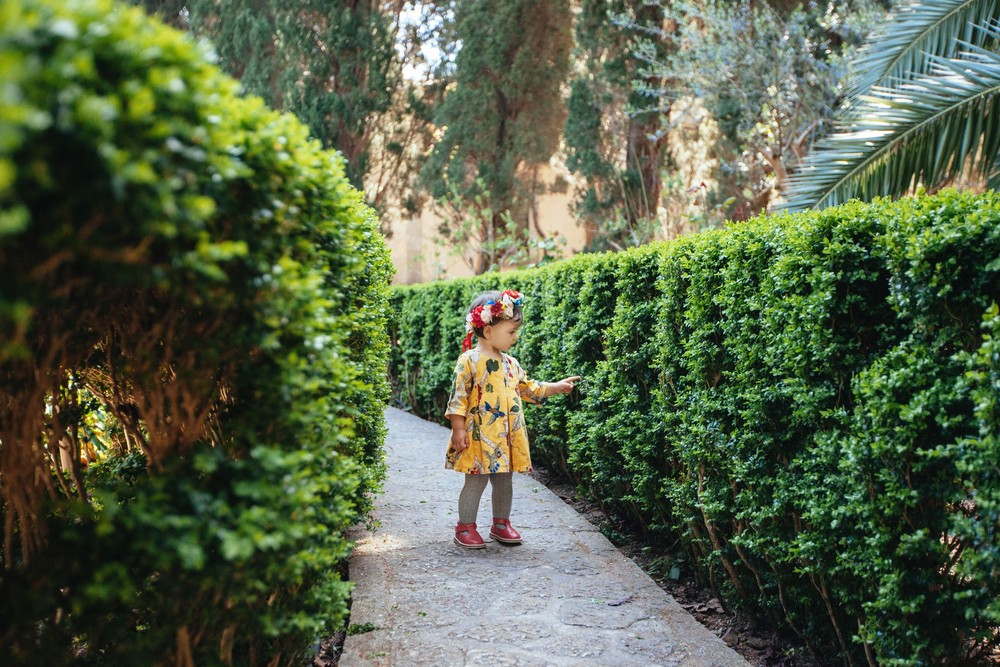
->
xmin=461 ymin=290 xmax=523 ymax=351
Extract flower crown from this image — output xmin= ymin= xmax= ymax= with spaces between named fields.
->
xmin=461 ymin=290 xmax=523 ymax=351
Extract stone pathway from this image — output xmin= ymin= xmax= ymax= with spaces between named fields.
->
xmin=340 ymin=408 xmax=750 ymax=667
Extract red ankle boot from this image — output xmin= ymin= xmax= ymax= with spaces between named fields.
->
xmin=489 ymin=518 xmax=522 ymax=545
xmin=454 ymin=522 xmax=486 ymax=549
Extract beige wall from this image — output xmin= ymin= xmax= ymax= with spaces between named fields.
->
xmin=383 ymin=166 xmax=587 ymax=285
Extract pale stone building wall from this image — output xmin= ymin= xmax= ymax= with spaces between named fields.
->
xmin=383 ymin=165 xmax=588 ymax=285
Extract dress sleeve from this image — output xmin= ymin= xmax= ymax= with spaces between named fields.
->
xmin=515 ymin=358 xmax=547 ymax=405
xmin=445 ymin=354 xmax=474 ymax=418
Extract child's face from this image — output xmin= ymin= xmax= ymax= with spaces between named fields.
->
xmin=484 ymin=319 xmax=521 ymax=352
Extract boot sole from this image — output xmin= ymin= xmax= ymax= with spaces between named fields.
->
xmin=489 ymin=534 xmax=522 ymax=545
xmin=453 ymin=537 xmax=486 ymax=549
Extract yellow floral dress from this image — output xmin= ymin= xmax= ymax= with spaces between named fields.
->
xmin=445 ymin=349 xmax=547 ymax=474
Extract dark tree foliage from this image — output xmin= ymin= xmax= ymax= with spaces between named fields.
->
xmin=564 ymin=0 xmax=674 ymax=251
xmin=130 ymin=0 xmax=397 ymax=189
xmin=134 ymin=0 xmax=188 ymax=27
xmin=420 ymin=0 xmax=573 ymax=274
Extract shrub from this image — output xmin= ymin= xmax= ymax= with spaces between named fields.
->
xmin=0 ymin=0 xmax=392 ymax=664
xmin=389 ymin=190 xmax=1000 ymax=665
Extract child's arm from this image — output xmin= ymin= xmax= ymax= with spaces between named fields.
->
xmin=445 ymin=355 xmax=473 ymax=419
xmin=544 ymin=376 xmax=581 ymax=397
xmin=515 ymin=353 xmax=580 ymax=403
xmin=445 ymin=357 xmax=471 ymax=451
xmin=449 ymin=415 xmax=469 ymax=452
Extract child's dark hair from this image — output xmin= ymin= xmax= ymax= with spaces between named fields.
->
xmin=467 ymin=291 xmax=523 ymax=337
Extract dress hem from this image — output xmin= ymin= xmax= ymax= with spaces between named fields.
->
xmin=445 ymin=466 xmax=533 ymax=474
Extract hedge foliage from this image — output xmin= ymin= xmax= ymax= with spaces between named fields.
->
xmin=389 ymin=190 xmax=1000 ymax=665
xmin=0 ymin=0 xmax=392 ymax=664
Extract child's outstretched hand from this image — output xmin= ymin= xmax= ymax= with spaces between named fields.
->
xmin=548 ymin=376 xmax=582 ymax=396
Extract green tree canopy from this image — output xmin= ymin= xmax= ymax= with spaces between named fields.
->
xmin=563 ymin=0 xmax=673 ymax=251
xmin=420 ymin=0 xmax=573 ymax=274
xmin=130 ymin=0 xmax=397 ymax=189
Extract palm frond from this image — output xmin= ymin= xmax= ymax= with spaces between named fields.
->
xmin=784 ymin=35 xmax=1000 ymax=212
xmin=845 ymin=0 xmax=1000 ymax=100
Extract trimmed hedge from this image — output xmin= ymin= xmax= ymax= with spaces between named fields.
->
xmin=389 ymin=190 xmax=1000 ymax=665
xmin=0 ymin=0 xmax=391 ymax=664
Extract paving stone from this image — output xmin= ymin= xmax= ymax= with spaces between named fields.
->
xmin=340 ymin=408 xmax=749 ymax=667
xmin=448 ymin=619 xmax=555 ymax=643
xmin=465 ymin=647 xmax=551 ymax=666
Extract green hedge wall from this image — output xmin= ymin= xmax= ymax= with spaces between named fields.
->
xmin=0 ymin=0 xmax=391 ymax=664
xmin=389 ymin=191 xmax=1000 ymax=666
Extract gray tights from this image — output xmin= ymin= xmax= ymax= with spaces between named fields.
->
xmin=457 ymin=473 xmax=512 ymax=525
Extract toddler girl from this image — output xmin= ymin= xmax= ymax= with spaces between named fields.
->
xmin=445 ymin=289 xmax=579 ymax=548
